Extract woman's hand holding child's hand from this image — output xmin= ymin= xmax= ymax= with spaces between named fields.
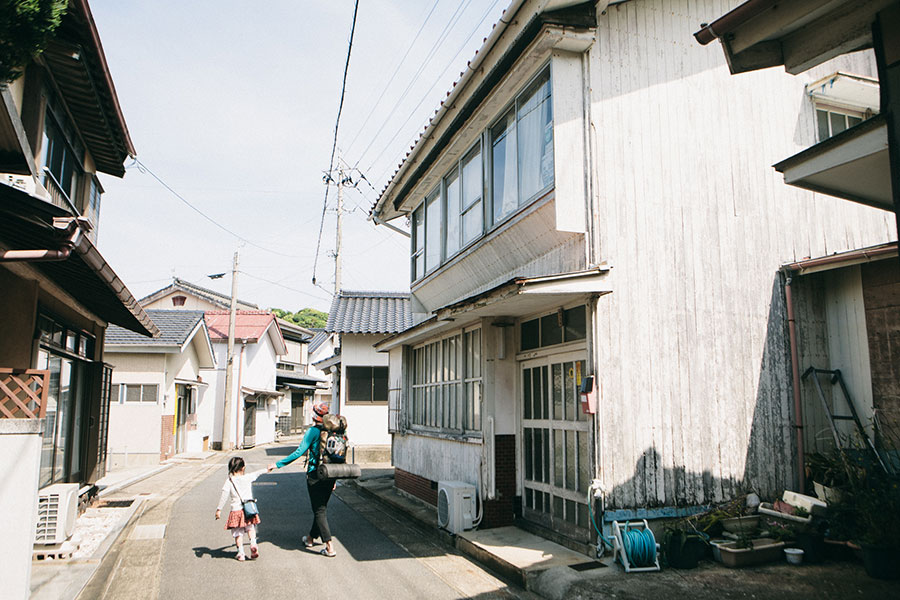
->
xmin=214 ymin=509 xmax=220 ymax=520
xmin=267 ymin=463 xmax=276 ymax=472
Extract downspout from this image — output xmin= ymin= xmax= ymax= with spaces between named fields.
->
xmin=0 ymin=217 xmax=83 ymax=262
xmin=783 ymin=270 xmax=805 ymax=493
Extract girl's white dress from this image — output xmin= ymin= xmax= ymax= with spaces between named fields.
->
xmin=217 ymin=469 xmax=265 ymax=533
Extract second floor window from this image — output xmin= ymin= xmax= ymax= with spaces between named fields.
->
xmin=41 ymin=112 xmax=84 ymax=208
xmin=411 ymin=65 xmax=554 ymax=282
xmin=816 ymin=107 xmax=864 ymax=141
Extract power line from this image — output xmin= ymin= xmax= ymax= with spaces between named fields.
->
xmin=312 ymin=0 xmax=361 ymax=286
xmin=352 ymin=0 xmax=475 ymax=170
xmin=343 ymin=0 xmax=442 ymax=158
xmin=364 ymin=0 xmax=501 ymax=184
xmin=239 ymin=271 xmax=332 ymax=302
xmin=128 ymin=158 xmax=301 ymax=258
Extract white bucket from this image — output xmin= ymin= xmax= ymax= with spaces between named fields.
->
xmin=784 ymin=548 xmax=804 ymax=565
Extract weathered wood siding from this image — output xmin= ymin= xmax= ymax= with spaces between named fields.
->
xmin=588 ymin=0 xmax=896 ymax=508
xmin=392 ymin=432 xmax=482 ymax=486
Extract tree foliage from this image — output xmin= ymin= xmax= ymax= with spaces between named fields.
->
xmin=0 ymin=1 xmax=68 ymax=84
xmin=271 ymin=307 xmax=328 ymax=329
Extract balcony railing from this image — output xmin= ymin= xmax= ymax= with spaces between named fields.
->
xmin=0 ymin=369 xmax=50 ymax=419
xmin=42 ymin=168 xmax=79 ymax=215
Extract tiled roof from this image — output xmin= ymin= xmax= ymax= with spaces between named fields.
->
xmin=106 ymin=310 xmax=206 ymax=347
xmin=307 ymin=330 xmax=331 ymax=354
xmin=139 ymin=277 xmax=258 ymax=309
xmin=325 ymin=291 xmax=412 ymax=334
xmin=205 ymin=310 xmax=276 ymax=342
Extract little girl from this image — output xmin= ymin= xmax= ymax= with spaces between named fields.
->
xmin=215 ymin=456 xmax=270 ymax=561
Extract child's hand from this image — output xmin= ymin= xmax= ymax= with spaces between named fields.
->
xmin=267 ymin=463 xmax=276 ymax=472
xmin=214 ymin=509 xmax=221 ymax=520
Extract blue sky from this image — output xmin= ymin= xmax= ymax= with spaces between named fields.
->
xmin=90 ymin=0 xmax=505 ymax=312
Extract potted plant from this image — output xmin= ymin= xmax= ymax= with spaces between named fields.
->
xmin=855 ymin=474 xmax=900 ymax=579
xmin=806 ymin=453 xmax=849 ymax=503
xmin=663 ymin=525 xmax=707 ymax=569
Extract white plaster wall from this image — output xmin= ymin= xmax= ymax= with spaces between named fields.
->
xmin=202 ymin=343 xmax=230 ymax=447
xmin=393 ymin=432 xmax=481 ymax=486
xmin=339 ymin=334 xmax=390 ymax=446
xmin=0 ymin=420 xmax=42 ymax=600
xmin=106 ymin=353 xmax=166 ymax=462
xmin=142 ymin=293 xmax=221 ymax=311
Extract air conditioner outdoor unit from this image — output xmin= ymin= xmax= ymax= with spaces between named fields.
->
xmin=437 ymin=481 xmax=476 ymax=534
xmin=35 ymin=483 xmax=79 ymax=545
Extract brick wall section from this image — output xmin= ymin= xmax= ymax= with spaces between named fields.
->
xmin=395 ymin=468 xmax=438 ymax=506
xmin=160 ymin=415 xmax=174 ymax=462
xmin=482 ymin=434 xmax=516 ymax=528
xmin=863 ymin=261 xmax=900 ymax=440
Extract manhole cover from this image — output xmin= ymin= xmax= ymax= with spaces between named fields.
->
xmin=569 ymin=561 xmax=607 ymax=571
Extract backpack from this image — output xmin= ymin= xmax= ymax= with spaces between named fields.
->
xmin=318 ymin=414 xmax=348 ymax=464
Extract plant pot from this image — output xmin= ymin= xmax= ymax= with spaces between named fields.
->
xmin=666 ymin=535 xmax=706 ymax=569
xmin=862 ymin=545 xmax=900 ymax=580
xmin=796 ymin=532 xmax=827 ymax=564
xmin=713 ymin=538 xmax=786 ymax=568
xmin=721 ymin=515 xmax=760 ymax=534
xmin=784 ymin=548 xmax=804 ymax=565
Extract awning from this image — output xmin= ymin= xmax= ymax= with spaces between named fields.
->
xmin=0 ymin=184 xmax=158 ymax=337
xmin=376 ymin=266 xmax=612 ymax=350
xmin=240 ymin=385 xmax=283 ymax=398
xmin=313 ymin=353 xmax=341 ymax=371
xmin=279 ymin=382 xmax=321 ymax=392
xmin=174 ymin=378 xmax=209 ymax=388
xmin=773 ymin=115 xmax=892 ymax=211
xmin=806 ymin=72 xmax=880 ymax=112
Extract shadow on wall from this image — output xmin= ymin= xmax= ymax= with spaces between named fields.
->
xmin=607 ymin=276 xmax=796 ymax=509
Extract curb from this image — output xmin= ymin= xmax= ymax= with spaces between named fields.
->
xmin=98 ymin=463 xmax=174 ymax=497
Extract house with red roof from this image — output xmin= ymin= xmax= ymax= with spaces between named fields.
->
xmin=204 ymin=310 xmax=288 ymax=448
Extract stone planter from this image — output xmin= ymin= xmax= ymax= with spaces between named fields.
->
xmin=713 ymin=538 xmax=786 ymax=568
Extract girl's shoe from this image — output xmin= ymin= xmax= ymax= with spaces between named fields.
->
xmin=302 ymin=535 xmax=315 ymax=548
xmin=236 ymin=553 xmax=246 ymax=562
xmin=250 ymin=545 xmax=259 ymax=559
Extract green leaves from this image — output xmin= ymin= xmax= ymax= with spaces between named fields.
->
xmin=0 ymin=1 xmax=68 ymax=83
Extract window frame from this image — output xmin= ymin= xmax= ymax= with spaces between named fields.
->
xmin=345 ymin=365 xmax=389 ymax=405
xmin=409 ymin=63 xmax=553 ymax=284
xmin=111 ymin=383 xmax=160 ymax=404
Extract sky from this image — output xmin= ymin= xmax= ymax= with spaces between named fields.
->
xmin=89 ymin=0 xmax=507 ymax=313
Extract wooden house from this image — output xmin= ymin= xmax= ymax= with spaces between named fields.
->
xmin=369 ymin=0 xmax=896 ymax=553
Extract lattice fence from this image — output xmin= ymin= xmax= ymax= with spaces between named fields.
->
xmin=0 ymin=369 xmax=50 ymax=419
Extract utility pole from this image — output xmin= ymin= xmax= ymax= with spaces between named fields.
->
xmin=334 ymin=165 xmax=343 ymax=295
xmin=221 ymin=250 xmax=239 ymax=450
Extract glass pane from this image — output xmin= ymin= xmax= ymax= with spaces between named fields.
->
xmin=830 ymin=111 xmax=847 ymax=136
xmin=110 ymin=384 xmax=120 ymax=404
xmin=554 ymin=429 xmax=563 ymax=487
xmin=848 ymin=115 xmax=862 ymax=127
xmin=54 ymin=359 xmax=73 ymax=482
xmin=534 ymin=488 xmax=543 ymax=512
xmin=66 ymin=332 xmax=77 ymax=352
xmin=462 ymin=201 xmax=483 ymax=246
xmin=534 ymin=428 xmax=543 ymax=482
xmin=517 ymin=70 xmax=553 ymax=202
xmin=491 ymin=109 xmax=518 ymax=223
xmin=564 ymin=306 xmax=586 ymax=341
xmin=541 ymin=314 xmax=562 ymax=347
xmin=39 ymin=356 xmax=61 ymax=487
xmin=554 ymin=495 xmax=564 ymax=519
xmin=521 ymin=318 xmax=539 ymax=351
xmin=565 ymin=499 xmax=576 ymax=523
xmin=532 ymin=368 xmax=542 ymax=419
xmin=816 ymin=110 xmax=829 ymax=141
xmin=577 ymin=361 xmax=588 ymax=422
xmin=471 ymin=329 xmax=481 ymax=377
xmin=553 ymin=363 xmax=563 ymax=420
xmin=541 ymin=365 xmax=549 ymax=419
xmin=461 ymin=150 xmax=483 ymax=244
xmin=523 ymin=369 xmax=532 ymax=419
xmin=578 ymin=503 xmax=589 ymax=529
xmin=564 ymin=362 xmax=575 ymax=420
xmin=142 ymin=384 xmax=158 ymax=403
xmin=373 ymin=368 xmax=388 ymax=403
xmin=472 ymin=382 xmax=481 ymax=430
xmin=565 ymin=429 xmax=576 ymax=490
xmin=542 ymin=427 xmax=550 ymax=484
xmin=425 ymin=191 xmax=441 ymax=271
xmin=525 ymin=487 xmax=533 ymax=510
xmin=68 ymin=364 xmax=84 ymax=477
xmin=445 ymin=170 xmax=460 ymax=257
xmin=578 ymin=430 xmax=590 ymax=493
xmin=524 ymin=428 xmax=533 ymax=481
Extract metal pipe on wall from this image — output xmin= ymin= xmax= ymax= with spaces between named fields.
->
xmin=783 ymin=271 xmax=806 ymax=493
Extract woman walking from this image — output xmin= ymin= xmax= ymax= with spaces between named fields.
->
xmin=269 ymin=402 xmax=337 ymax=557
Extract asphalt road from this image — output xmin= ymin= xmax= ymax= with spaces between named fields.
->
xmin=156 ymin=444 xmax=517 ymax=600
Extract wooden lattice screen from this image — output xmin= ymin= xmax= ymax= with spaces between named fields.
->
xmin=0 ymin=369 xmax=50 ymax=419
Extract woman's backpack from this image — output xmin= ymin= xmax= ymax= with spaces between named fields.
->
xmin=318 ymin=414 xmax=348 ymax=464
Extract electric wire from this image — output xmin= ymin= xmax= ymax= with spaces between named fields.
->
xmin=312 ymin=0 xmax=360 ymax=286
xmin=364 ymin=0 xmax=501 ymax=186
xmin=128 ymin=158 xmax=301 ymax=258
xmin=343 ymin=0 xmax=442 ymax=158
xmin=239 ymin=271 xmax=332 ymax=302
xmin=351 ymin=0 xmax=476 ymax=170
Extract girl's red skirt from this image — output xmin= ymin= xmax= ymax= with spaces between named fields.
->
xmin=224 ymin=509 xmax=260 ymax=529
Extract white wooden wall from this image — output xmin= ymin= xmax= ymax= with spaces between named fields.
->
xmin=588 ymin=0 xmax=896 ymax=508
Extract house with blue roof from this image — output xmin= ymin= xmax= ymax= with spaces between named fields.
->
xmin=105 ymin=310 xmax=215 ymax=468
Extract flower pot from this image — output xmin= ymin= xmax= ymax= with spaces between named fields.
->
xmin=666 ymin=535 xmax=706 ymax=569
xmin=713 ymin=538 xmax=786 ymax=568
xmin=721 ymin=515 xmax=760 ymax=534
xmin=813 ymin=481 xmax=843 ymax=504
xmin=784 ymin=548 xmax=804 ymax=565
xmin=796 ymin=532 xmax=827 ymax=564
xmin=862 ymin=545 xmax=900 ymax=580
